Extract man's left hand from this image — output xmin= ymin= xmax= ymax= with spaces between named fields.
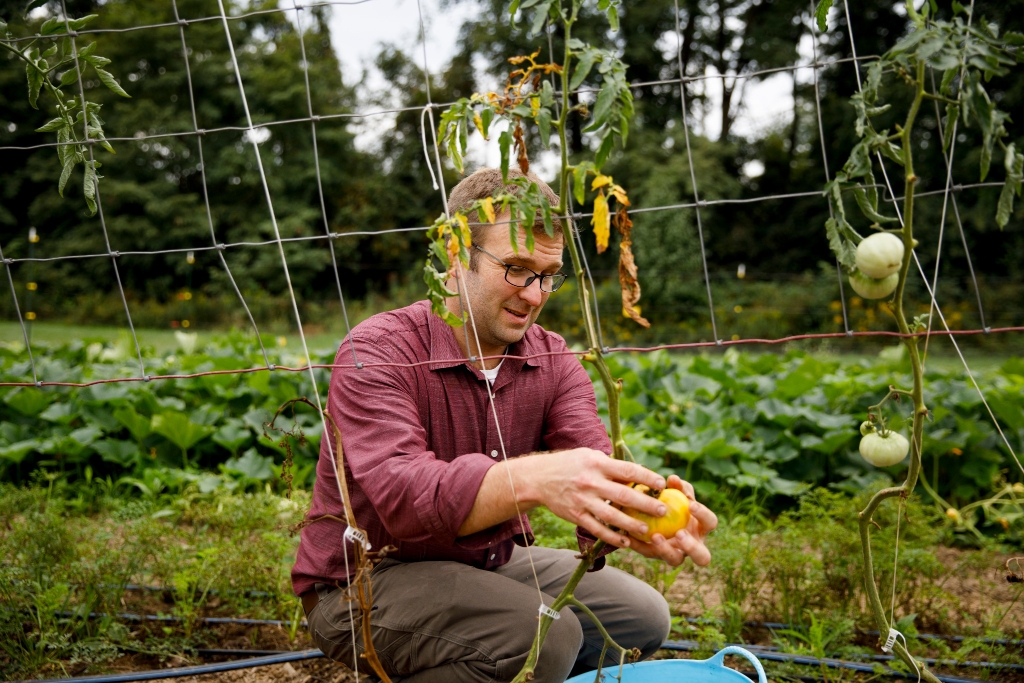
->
xmin=625 ymin=475 xmax=717 ymax=567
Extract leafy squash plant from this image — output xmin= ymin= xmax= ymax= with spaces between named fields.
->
xmin=1 ymin=4 xmax=130 ymax=215
xmin=814 ymin=1 xmax=1022 ymax=679
xmin=425 ymin=0 xmax=649 ymax=678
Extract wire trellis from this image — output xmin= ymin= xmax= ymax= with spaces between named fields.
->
xmin=0 ymin=0 xmax=1018 ymax=469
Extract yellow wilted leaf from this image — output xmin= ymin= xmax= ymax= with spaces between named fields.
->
xmin=481 ymin=197 xmax=496 ymax=224
xmin=610 ymin=184 xmax=630 ymax=207
xmin=473 ymin=112 xmax=485 ymax=136
xmin=456 ymin=214 xmax=471 ymax=248
xmin=591 ymin=174 xmax=612 ymax=191
xmin=530 ymin=95 xmax=540 ymax=116
xmin=592 ymin=190 xmax=610 ymax=253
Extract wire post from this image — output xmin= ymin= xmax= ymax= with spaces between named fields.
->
xmin=213 ymin=2 xmax=361 ymax=677
xmin=808 ymin=1 xmax=852 ymax=337
xmin=673 ymin=0 xmax=719 ymax=344
xmin=171 ymin=0 xmax=272 ymax=370
xmin=61 ymin=0 xmax=147 ymax=381
xmin=293 ymin=0 xmax=360 ymax=368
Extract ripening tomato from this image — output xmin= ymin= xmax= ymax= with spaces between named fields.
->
xmin=849 ymin=270 xmax=899 ymax=300
xmin=859 ymin=431 xmax=910 ymax=467
xmin=622 ymin=485 xmax=691 ymax=543
xmin=856 ymin=232 xmax=905 ymax=279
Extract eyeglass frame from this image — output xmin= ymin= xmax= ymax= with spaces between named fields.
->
xmin=472 ymin=245 xmax=568 ymax=293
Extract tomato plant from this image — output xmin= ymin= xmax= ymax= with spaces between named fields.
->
xmin=815 ymin=1 xmax=1023 ymax=678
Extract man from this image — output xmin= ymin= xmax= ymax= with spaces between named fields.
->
xmin=292 ymin=168 xmax=718 ymax=683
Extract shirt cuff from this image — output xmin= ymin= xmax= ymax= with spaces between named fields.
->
xmin=576 ymin=527 xmax=616 ymax=572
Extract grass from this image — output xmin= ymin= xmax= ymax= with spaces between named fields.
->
xmin=2 ymin=321 xmax=1015 ymax=373
xmin=0 ymin=321 xmax=348 ymax=356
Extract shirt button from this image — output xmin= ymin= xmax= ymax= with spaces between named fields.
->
xmin=490 ymin=554 xmax=496 ymax=560
xmin=490 ymin=450 xmax=498 ymax=457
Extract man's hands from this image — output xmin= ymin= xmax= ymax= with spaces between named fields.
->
xmin=624 ymin=475 xmax=717 ymax=567
xmin=460 ymin=447 xmax=717 ymax=567
xmin=515 ymin=450 xmax=717 ymax=567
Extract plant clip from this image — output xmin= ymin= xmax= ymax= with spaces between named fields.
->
xmin=538 ymin=604 xmax=560 ymax=620
xmin=344 ymin=526 xmax=371 ymax=551
xmin=882 ymin=627 xmax=899 ymax=653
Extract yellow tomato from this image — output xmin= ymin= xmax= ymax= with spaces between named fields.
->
xmin=621 ymin=485 xmax=691 ymax=543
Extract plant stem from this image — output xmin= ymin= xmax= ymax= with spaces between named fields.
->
xmin=857 ymin=58 xmax=941 ymax=683
xmin=511 ymin=8 xmax=635 ymax=679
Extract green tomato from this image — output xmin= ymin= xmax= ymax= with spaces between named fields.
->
xmin=860 ymin=421 xmax=875 ymax=437
xmin=849 ymin=270 xmax=899 ymax=300
xmin=859 ymin=431 xmax=910 ymax=467
xmin=856 ymin=232 xmax=905 ymax=279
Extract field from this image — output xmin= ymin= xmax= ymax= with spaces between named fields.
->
xmin=1 ymin=330 xmax=1023 ymax=681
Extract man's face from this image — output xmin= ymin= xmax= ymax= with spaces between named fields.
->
xmin=459 ymin=216 xmax=564 ymax=351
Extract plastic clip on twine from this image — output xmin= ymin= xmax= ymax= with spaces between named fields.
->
xmin=343 ymin=526 xmax=371 ymax=551
xmin=883 ymin=628 xmax=922 ymax=683
xmin=538 ymin=604 xmax=561 ymax=620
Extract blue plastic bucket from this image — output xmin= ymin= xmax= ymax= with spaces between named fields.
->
xmin=564 ymin=646 xmax=767 ymax=683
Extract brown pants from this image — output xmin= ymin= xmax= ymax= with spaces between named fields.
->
xmin=307 ymin=545 xmax=671 ymax=683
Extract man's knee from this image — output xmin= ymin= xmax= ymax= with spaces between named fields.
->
xmin=631 ymin=582 xmax=671 ymax=659
xmin=495 ymin=604 xmax=583 ymax=683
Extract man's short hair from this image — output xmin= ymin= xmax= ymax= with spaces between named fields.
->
xmin=447 ymin=168 xmax=565 ymax=266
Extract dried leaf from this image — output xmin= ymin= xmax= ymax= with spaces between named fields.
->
xmin=513 ymin=120 xmax=529 ymax=174
xmin=592 ymin=190 xmax=610 ymax=253
xmin=615 ymin=208 xmax=649 ymax=328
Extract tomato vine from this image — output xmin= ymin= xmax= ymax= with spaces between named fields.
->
xmin=816 ymin=1 xmax=1023 ymax=680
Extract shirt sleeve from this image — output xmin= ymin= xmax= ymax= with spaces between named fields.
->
xmin=540 ymin=349 xmax=617 ymax=570
xmin=328 ymin=336 xmax=497 ymax=547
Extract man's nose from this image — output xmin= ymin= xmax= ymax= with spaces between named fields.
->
xmin=517 ymin=278 xmax=545 ymax=307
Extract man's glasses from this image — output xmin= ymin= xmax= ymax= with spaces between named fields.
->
xmin=473 ymin=245 xmax=567 ymax=293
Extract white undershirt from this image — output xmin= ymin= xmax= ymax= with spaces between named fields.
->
xmin=480 ymin=360 xmax=504 ymax=384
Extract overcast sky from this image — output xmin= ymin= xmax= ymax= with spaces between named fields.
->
xmin=319 ymin=0 xmax=838 ymax=178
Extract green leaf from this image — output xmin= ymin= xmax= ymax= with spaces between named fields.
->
xmin=825 ymin=217 xmax=858 ymax=270
xmin=213 ymin=422 xmax=251 ymax=454
xmin=35 ymin=117 xmax=66 ymax=133
xmin=996 ymin=145 xmax=1023 ymax=229
xmin=83 ymin=54 xmax=111 ymax=69
xmin=943 ymin=102 xmax=958 ymax=152
xmin=537 ymin=107 xmax=551 ymax=147
xmin=39 ymin=16 xmax=64 ymax=35
xmin=58 ymin=156 xmax=77 ymax=197
xmin=498 ymin=128 xmax=512 ymax=182
xmin=542 ymin=198 xmax=554 ymax=237
xmin=888 ymin=29 xmax=929 ymax=57
xmin=92 ymin=439 xmax=142 ymax=467
xmin=83 ymin=161 xmax=99 ymax=215
xmin=814 ymin=0 xmax=833 ymax=31
xmin=853 ymin=187 xmax=896 ymax=224
xmin=114 ymin=405 xmax=151 ymax=443
xmin=4 ymin=388 xmax=54 ymax=416
xmin=940 ymin=67 xmax=958 ymax=96
xmin=59 ymin=68 xmax=79 ymax=86
xmin=66 ymin=14 xmax=98 ymax=31
xmin=595 ymin=132 xmax=614 ymax=170
xmin=96 ymin=68 xmax=130 ymax=98
xmin=570 ymin=49 xmax=598 ymax=91
xmin=586 ymin=86 xmax=615 ymax=132
xmin=224 ymin=449 xmax=273 ymax=480
xmin=26 ymin=63 xmax=43 ymax=109
xmin=527 ymin=0 xmax=551 ymax=36
xmin=606 ymin=4 xmax=619 ymax=31
xmin=151 ymin=412 xmax=214 ymax=453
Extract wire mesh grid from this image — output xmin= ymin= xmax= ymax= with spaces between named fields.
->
xmin=0 ymin=0 xmax=1019 ymax=394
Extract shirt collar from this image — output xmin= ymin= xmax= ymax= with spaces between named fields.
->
xmin=426 ymin=305 xmax=543 ymax=372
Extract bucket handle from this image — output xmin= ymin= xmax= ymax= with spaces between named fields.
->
xmin=708 ymin=646 xmax=767 ymax=683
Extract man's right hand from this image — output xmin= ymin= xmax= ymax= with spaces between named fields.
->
xmin=516 ymin=448 xmax=669 ymax=549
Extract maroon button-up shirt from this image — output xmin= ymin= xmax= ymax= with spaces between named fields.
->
xmin=291 ymin=300 xmax=612 ymax=596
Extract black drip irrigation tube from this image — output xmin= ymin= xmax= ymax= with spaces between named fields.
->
xmin=15 ymin=640 xmax=1004 ymax=683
